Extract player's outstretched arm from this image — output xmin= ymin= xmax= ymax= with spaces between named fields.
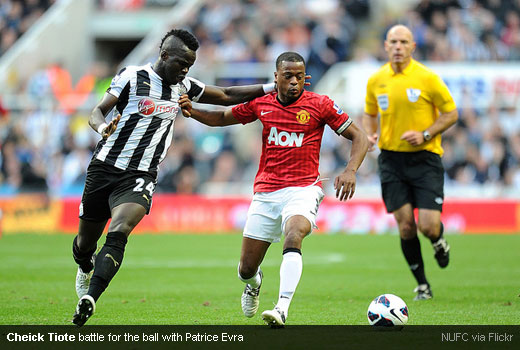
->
xmin=197 ymin=84 xmax=275 ymax=106
xmin=90 ymin=93 xmax=119 ymax=139
xmin=187 ymin=107 xmax=240 ymax=127
xmin=197 ymin=75 xmax=311 ymax=106
xmin=334 ymin=122 xmax=369 ymax=201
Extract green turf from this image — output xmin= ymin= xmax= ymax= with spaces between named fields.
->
xmin=0 ymin=233 xmax=518 ymax=325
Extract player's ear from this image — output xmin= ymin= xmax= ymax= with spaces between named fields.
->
xmin=274 ymin=72 xmax=278 ymax=84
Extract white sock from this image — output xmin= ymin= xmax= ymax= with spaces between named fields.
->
xmin=276 ymin=251 xmax=302 ymax=316
xmin=238 ymin=265 xmax=262 ymax=288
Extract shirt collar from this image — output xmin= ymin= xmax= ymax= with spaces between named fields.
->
xmin=388 ymin=59 xmax=415 ymax=76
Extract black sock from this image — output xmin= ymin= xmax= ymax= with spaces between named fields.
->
xmin=73 ymin=236 xmax=96 ymax=273
xmin=400 ymin=236 xmax=428 ymax=286
xmin=430 ymin=222 xmax=444 ymax=244
xmin=88 ymin=231 xmax=128 ymax=301
xmin=283 ymin=248 xmax=302 ymax=255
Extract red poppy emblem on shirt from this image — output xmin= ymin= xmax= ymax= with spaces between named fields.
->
xmin=138 ymin=98 xmax=155 ymax=115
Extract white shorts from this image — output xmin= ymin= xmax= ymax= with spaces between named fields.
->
xmin=243 ymin=185 xmax=325 ymax=243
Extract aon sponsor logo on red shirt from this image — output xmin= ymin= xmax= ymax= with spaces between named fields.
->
xmin=267 ymin=127 xmax=304 ymax=147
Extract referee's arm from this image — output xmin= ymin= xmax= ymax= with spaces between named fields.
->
xmin=424 ymin=108 xmax=458 ymax=139
xmin=401 ymin=108 xmax=458 ymax=146
xmin=362 ymin=112 xmax=379 ymax=152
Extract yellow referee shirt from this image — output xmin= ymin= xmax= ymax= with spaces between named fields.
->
xmin=364 ymin=59 xmax=456 ymax=156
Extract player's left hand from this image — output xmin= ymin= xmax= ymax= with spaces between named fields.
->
xmin=334 ymin=169 xmax=357 ymax=201
xmin=400 ymin=130 xmax=424 ymax=146
xmin=179 ymin=94 xmax=192 ymax=118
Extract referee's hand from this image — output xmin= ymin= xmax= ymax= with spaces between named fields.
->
xmin=400 ymin=130 xmax=423 ymax=146
xmin=367 ymin=133 xmax=378 ymax=152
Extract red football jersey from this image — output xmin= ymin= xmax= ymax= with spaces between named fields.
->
xmin=232 ymin=90 xmax=352 ymax=193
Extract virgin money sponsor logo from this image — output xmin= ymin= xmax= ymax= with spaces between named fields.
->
xmin=138 ymin=98 xmax=155 ymax=115
xmin=156 ymin=105 xmax=178 ymax=114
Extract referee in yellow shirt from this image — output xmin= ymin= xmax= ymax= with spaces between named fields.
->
xmin=363 ymin=24 xmax=458 ymax=300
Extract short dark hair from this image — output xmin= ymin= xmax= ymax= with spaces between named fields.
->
xmin=160 ymin=29 xmax=199 ymax=52
xmin=276 ymin=52 xmax=305 ymax=70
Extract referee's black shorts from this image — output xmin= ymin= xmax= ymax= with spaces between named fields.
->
xmin=378 ymin=150 xmax=444 ymax=213
xmin=79 ymin=160 xmax=156 ymax=222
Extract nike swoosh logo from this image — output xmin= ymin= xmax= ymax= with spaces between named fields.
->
xmin=389 ymin=308 xmax=402 ymax=322
xmin=143 ymin=81 xmax=152 ymax=87
xmin=142 ymin=194 xmax=150 ymax=204
xmin=280 ymin=295 xmax=290 ymax=299
xmin=261 ymin=111 xmax=273 ymax=116
xmin=105 ymin=253 xmax=120 ymax=267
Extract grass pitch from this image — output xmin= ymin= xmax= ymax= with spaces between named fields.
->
xmin=0 ymin=233 xmax=518 ymax=325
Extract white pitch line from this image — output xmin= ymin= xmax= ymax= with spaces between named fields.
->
xmin=123 ymin=253 xmax=346 ymax=269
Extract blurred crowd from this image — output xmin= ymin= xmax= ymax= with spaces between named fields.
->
xmin=0 ymin=0 xmax=53 ymax=56
xmin=1 ymin=0 xmax=520 ymax=197
xmin=392 ymin=0 xmax=520 ymax=62
xmin=188 ymin=0 xmax=369 ymax=84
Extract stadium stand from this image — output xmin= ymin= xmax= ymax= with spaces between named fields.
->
xmin=0 ymin=0 xmax=520 ymax=198
xmin=0 ymin=0 xmax=53 ymax=56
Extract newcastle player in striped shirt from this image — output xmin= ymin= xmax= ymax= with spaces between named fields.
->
xmin=184 ymin=52 xmax=369 ymax=327
xmin=72 ymin=29 xmax=283 ymax=326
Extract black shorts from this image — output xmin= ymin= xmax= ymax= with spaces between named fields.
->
xmin=79 ymin=160 xmax=157 ymax=222
xmin=378 ymin=150 xmax=444 ymax=213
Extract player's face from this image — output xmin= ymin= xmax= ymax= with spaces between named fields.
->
xmin=384 ymin=27 xmax=415 ymax=66
xmin=162 ymin=48 xmax=196 ymax=85
xmin=274 ymin=61 xmax=306 ymax=103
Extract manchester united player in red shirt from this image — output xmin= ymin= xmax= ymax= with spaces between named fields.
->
xmin=183 ymin=52 xmax=368 ymax=327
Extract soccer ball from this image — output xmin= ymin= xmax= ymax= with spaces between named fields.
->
xmin=367 ymin=294 xmax=409 ymax=327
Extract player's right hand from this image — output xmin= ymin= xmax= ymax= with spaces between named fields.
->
xmin=367 ymin=133 xmax=378 ymax=152
xmin=102 ymin=114 xmax=121 ymax=140
xmin=334 ymin=169 xmax=357 ymax=201
xmin=179 ymin=94 xmax=192 ymax=118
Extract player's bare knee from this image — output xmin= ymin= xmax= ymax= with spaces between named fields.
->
xmin=418 ymin=223 xmax=438 ymax=238
xmin=398 ymin=222 xmax=417 ymax=239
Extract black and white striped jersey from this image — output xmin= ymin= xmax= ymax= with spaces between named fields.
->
xmin=93 ymin=63 xmax=205 ymax=174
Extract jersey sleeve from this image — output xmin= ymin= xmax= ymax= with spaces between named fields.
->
xmin=231 ymin=100 xmax=258 ymax=125
xmin=106 ymin=67 xmax=131 ymax=98
xmin=320 ymin=95 xmax=352 ymax=135
xmin=182 ymin=77 xmax=206 ymax=102
xmin=364 ymin=75 xmax=379 ymax=115
xmin=430 ymin=73 xmax=457 ymax=113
